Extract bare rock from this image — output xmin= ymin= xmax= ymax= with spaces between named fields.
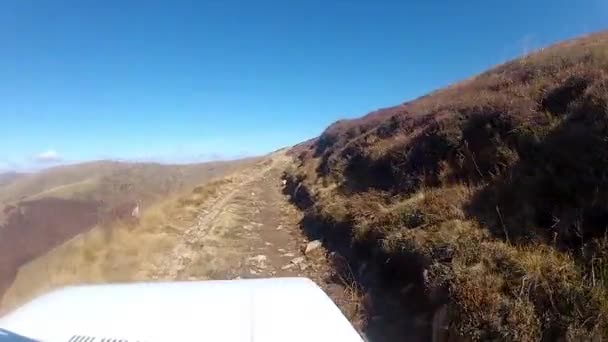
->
xmin=248 ymin=255 xmax=267 ymax=263
xmin=290 ymin=256 xmax=306 ymax=265
xmin=248 ymin=255 xmax=268 ymax=269
xmin=304 ymin=240 xmax=323 ymax=254
xmin=131 ymin=204 xmax=140 ymax=219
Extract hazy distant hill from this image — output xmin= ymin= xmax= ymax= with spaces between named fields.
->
xmin=0 ymin=160 xmax=254 ymax=205
xmin=0 ymin=172 xmax=25 ymax=188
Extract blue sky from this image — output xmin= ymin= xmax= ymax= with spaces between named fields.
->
xmin=0 ymin=0 xmax=606 ymax=171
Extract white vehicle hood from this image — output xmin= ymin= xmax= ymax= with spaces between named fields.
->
xmin=0 ymin=277 xmax=363 ymax=342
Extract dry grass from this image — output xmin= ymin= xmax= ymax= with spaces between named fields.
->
xmin=0 ymin=176 xmax=238 ymax=313
xmin=288 ymin=31 xmax=608 ymax=340
xmin=178 ymin=178 xmax=234 ymax=209
xmin=331 ymin=252 xmax=368 ymax=329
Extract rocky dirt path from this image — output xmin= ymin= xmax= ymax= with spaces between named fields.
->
xmin=151 ymin=151 xmax=363 ymax=331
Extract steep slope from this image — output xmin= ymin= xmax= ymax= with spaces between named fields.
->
xmin=286 ymin=31 xmax=608 ymax=340
xmin=0 ymin=159 xmax=257 ymax=303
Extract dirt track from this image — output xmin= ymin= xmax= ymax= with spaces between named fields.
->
xmin=150 ymin=152 xmax=362 ymax=327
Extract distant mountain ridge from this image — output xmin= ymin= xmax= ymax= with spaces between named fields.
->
xmin=0 ymin=172 xmax=26 ymax=188
xmin=0 ymin=159 xmax=252 ymax=205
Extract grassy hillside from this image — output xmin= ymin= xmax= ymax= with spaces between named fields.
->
xmin=0 ymin=158 xmax=258 ymax=304
xmin=286 ymin=31 xmax=608 ymax=340
xmin=1 ymin=175 xmax=237 ymax=313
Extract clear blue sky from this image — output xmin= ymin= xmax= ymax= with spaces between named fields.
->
xmin=1 ymin=0 xmax=606 ymax=171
